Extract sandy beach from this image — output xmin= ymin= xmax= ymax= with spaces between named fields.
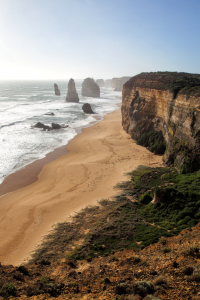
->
xmin=0 ymin=108 xmax=163 ymax=266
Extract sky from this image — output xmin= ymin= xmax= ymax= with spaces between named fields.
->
xmin=0 ymin=0 xmax=199 ymax=80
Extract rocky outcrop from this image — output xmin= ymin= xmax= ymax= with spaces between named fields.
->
xmin=54 ymin=83 xmax=60 ymax=96
xmin=96 ymin=79 xmax=105 ymax=87
xmin=111 ymin=78 xmax=118 ymax=88
xmin=34 ymin=122 xmax=68 ymax=131
xmin=66 ymin=79 xmax=79 ymax=103
xmin=44 ymin=112 xmax=55 ymax=116
xmin=105 ymin=79 xmax=112 ymax=87
xmin=34 ymin=122 xmax=51 ymax=131
xmin=122 ymin=72 xmax=200 ymax=172
xmin=82 ymin=103 xmax=94 ymax=114
xmin=111 ymin=77 xmax=131 ymax=91
xmin=81 ymin=78 xmax=100 ymax=97
xmin=51 ymin=123 xmax=61 ymax=129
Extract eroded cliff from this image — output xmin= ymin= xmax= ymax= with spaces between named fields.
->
xmin=111 ymin=76 xmax=131 ymax=91
xmin=122 ymin=72 xmax=200 ymax=172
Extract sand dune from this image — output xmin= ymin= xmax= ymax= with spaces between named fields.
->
xmin=0 ymin=108 xmax=163 ymax=266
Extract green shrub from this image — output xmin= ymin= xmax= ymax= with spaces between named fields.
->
xmin=187 ymin=219 xmax=198 ymax=227
xmin=176 ymin=208 xmax=194 ymax=221
xmin=137 ymin=130 xmax=166 ymax=155
xmin=195 ymin=210 xmax=200 ymax=218
xmin=1 ymin=283 xmax=17 ymax=296
xmin=177 ymin=216 xmax=191 ymax=226
xmin=139 ymin=192 xmax=152 ymax=205
xmin=41 ymin=276 xmax=50 ymax=284
xmin=181 ymin=156 xmax=199 ymax=174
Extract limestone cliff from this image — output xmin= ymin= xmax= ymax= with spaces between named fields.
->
xmin=111 ymin=78 xmax=118 ymax=88
xmin=81 ymin=78 xmax=100 ymax=98
xmin=66 ymin=78 xmax=79 ymax=103
xmin=122 ymin=72 xmax=200 ymax=172
xmin=96 ymin=79 xmax=105 ymax=87
xmin=105 ymin=79 xmax=111 ymax=87
xmin=111 ymin=77 xmax=131 ymax=91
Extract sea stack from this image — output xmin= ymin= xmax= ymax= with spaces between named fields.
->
xmin=96 ymin=79 xmax=105 ymax=87
xmin=54 ymin=83 xmax=61 ymax=96
xmin=82 ymin=103 xmax=95 ymax=114
xmin=105 ymin=79 xmax=112 ymax=87
xmin=66 ymin=78 xmax=79 ymax=103
xmin=81 ymin=78 xmax=100 ymax=97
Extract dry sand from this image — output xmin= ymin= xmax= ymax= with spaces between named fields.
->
xmin=0 ymin=108 xmax=163 ymax=266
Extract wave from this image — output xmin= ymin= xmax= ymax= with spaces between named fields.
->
xmin=0 ymin=82 xmax=121 ymax=184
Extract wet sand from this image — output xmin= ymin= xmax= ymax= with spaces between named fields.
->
xmin=0 ymin=145 xmax=68 ymax=197
xmin=0 ymin=108 xmax=163 ymax=266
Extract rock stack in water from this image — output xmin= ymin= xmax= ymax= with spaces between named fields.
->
xmin=54 ymin=83 xmax=61 ymax=96
xmin=105 ymin=79 xmax=112 ymax=87
xmin=82 ymin=103 xmax=94 ymax=114
xmin=96 ymin=79 xmax=105 ymax=87
xmin=66 ymin=78 xmax=79 ymax=103
xmin=81 ymin=78 xmax=100 ymax=97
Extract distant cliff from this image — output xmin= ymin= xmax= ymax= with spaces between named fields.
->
xmin=122 ymin=72 xmax=200 ymax=172
xmin=111 ymin=77 xmax=131 ymax=91
xmin=96 ymin=79 xmax=105 ymax=87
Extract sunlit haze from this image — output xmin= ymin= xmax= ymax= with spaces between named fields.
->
xmin=0 ymin=0 xmax=200 ymax=80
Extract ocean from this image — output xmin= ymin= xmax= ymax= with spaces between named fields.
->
xmin=0 ymin=80 xmax=121 ymax=185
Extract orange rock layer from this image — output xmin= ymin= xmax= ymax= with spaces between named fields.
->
xmin=122 ymin=72 xmax=200 ymax=168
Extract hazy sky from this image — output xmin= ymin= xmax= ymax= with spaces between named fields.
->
xmin=0 ymin=0 xmax=200 ymax=80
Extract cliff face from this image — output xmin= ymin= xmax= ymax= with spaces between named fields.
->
xmin=105 ymin=79 xmax=111 ymax=87
xmin=111 ymin=77 xmax=131 ymax=91
xmin=96 ymin=79 xmax=105 ymax=87
xmin=122 ymin=72 xmax=200 ymax=171
xmin=111 ymin=78 xmax=118 ymax=88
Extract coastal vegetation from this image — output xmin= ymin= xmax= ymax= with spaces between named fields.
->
xmin=166 ymin=132 xmax=200 ymax=173
xmin=131 ymin=166 xmax=200 ymax=232
xmin=122 ymin=71 xmax=200 ymax=175
xmin=29 ymin=165 xmax=200 ymax=264
xmin=137 ymin=130 xmax=166 ymax=154
xmin=128 ymin=71 xmax=200 ymax=96
xmin=0 ymin=165 xmax=200 ymax=299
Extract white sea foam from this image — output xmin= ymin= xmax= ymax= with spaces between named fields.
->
xmin=0 ymin=80 xmax=121 ymax=184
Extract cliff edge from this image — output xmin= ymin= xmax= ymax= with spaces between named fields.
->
xmin=122 ymin=72 xmax=200 ymax=172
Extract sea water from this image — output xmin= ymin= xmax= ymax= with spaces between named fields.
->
xmin=0 ymin=80 xmax=121 ymax=184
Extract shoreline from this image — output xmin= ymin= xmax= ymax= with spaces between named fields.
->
xmin=0 ymin=114 xmax=103 ymax=197
xmin=0 ymin=108 xmax=163 ymax=266
xmin=0 ymin=145 xmax=68 ymax=197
